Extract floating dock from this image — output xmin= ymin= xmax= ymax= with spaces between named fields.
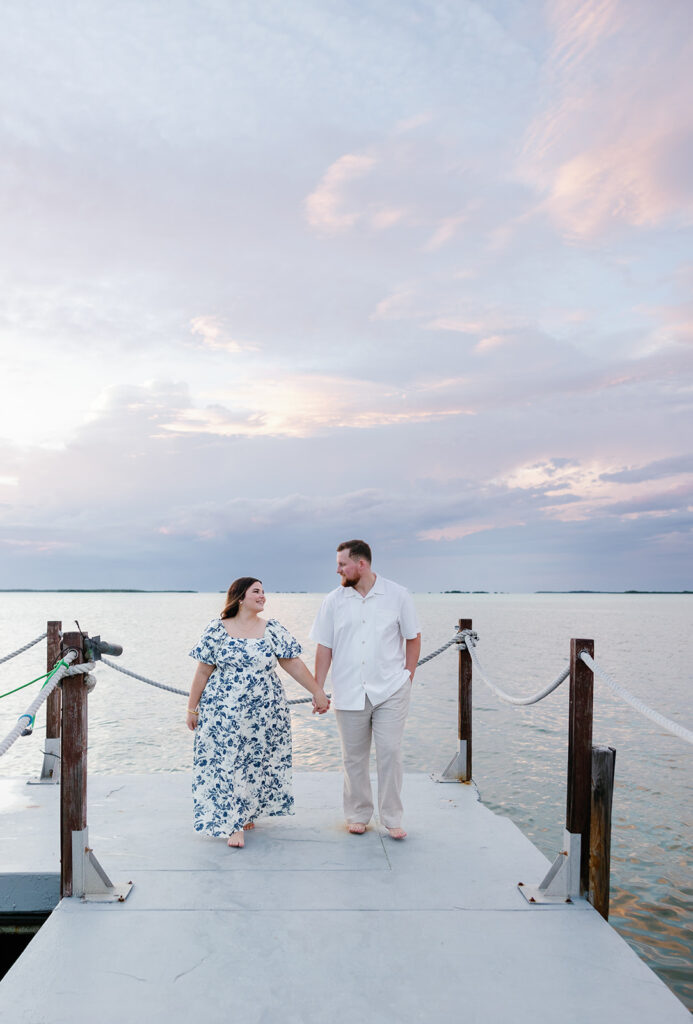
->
xmin=0 ymin=771 xmax=689 ymax=1023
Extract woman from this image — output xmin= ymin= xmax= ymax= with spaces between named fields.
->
xmin=187 ymin=577 xmax=330 ymax=848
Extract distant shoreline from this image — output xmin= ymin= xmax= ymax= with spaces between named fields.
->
xmin=440 ymin=589 xmax=687 ymax=598
xmin=537 ymin=590 xmax=692 ymax=594
xmin=442 ymin=590 xmax=692 ymax=595
xmin=0 ymin=589 xmax=689 ymax=595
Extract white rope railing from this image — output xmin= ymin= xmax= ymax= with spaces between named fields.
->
xmin=0 ymin=655 xmax=94 ymax=758
xmin=417 ymin=634 xmax=461 ymax=666
xmin=101 ymin=657 xmax=325 ymax=706
xmin=580 ymin=652 xmax=693 ymax=746
xmin=101 ymin=657 xmax=188 ymax=696
xmin=0 ymin=632 xmax=47 ymax=666
xmin=461 ymin=631 xmax=570 ymax=706
xmin=101 ymin=634 xmax=461 ymax=707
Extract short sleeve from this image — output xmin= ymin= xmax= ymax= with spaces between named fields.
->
xmin=189 ymin=621 xmax=219 ymax=665
xmin=310 ymin=595 xmax=335 ymax=648
xmin=268 ymin=620 xmax=302 ymax=659
xmin=398 ymin=590 xmax=421 ymax=640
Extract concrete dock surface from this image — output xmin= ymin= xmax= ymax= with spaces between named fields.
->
xmin=0 ymin=772 xmax=689 ymax=1023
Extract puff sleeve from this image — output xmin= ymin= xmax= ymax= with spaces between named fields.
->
xmin=189 ymin=621 xmax=220 ymax=665
xmin=267 ymin=619 xmax=302 ymax=659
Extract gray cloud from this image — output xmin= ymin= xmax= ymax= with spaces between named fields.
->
xmin=1 ymin=1 xmax=692 ymax=590
xmin=600 ymin=454 xmax=693 ymax=484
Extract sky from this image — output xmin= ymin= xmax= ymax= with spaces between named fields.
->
xmin=1 ymin=0 xmax=692 ymax=593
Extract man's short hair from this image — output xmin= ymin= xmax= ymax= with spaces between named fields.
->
xmin=337 ymin=539 xmax=372 ymax=564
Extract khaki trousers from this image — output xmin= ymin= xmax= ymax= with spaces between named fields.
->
xmin=334 ymin=681 xmax=411 ymax=828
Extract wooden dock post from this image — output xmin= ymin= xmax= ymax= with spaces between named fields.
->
xmin=60 ymin=630 xmax=87 ymax=898
xmin=58 ymin=628 xmax=132 ymax=902
xmin=518 ymin=637 xmax=597 ymax=905
xmin=566 ymin=638 xmax=595 ymax=896
xmin=433 ymin=617 xmax=473 ymax=782
xmin=459 ymin=617 xmax=473 ymax=782
xmin=40 ymin=621 xmax=62 ymax=782
xmin=589 ymin=745 xmax=616 ymax=920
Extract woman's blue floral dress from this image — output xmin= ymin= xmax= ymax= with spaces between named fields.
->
xmin=189 ymin=617 xmax=301 ymax=837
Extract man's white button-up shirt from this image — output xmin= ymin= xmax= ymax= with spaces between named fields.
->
xmin=310 ymin=576 xmax=421 ymax=710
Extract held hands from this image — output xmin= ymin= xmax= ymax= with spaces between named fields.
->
xmin=312 ymin=688 xmax=330 ymax=715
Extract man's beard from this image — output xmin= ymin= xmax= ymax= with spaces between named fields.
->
xmin=340 ymin=576 xmax=358 ymax=588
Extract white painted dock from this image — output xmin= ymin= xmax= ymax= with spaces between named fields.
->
xmin=0 ymin=772 xmax=689 ymax=1023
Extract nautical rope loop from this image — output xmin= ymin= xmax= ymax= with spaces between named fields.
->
xmin=457 ymin=630 xmax=693 ymax=745
xmin=458 ymin=629 xmax=570 ymax=706
xmin=0 ymin=633 xmax=47 ymax=666
xmin=0 ymin=655 xmax=95 ymax=758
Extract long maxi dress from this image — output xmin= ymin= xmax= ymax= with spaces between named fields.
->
xmin=189 ymin=617 xmax=301 ymax=837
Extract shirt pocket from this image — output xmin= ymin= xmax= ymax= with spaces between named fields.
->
xmin=375 ymin=602 xmax=401 ymax=640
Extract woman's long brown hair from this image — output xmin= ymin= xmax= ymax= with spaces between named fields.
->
xmin=220 ymin=577 xmax=262 ymax=619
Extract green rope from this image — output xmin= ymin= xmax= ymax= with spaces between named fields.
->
xmin=0 ymin=671 xmax=50 ymax=700
xmin=13 ymin=660 xmax=70 ymax=733
xmin=0 ymin=659 xmax=69 ymax=701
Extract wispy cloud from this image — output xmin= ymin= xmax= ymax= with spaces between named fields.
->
xmin=519 ymin=0 xmax=693 ymax=239
xmin=189 ymin=316 xmax=256 ymax=353
xmin=304 ymin=153 xmax=377 ymax=233
xmin=163 ymin=374 xmax=476 ymax=438
xmin=600 ymin=454 xmax=693 ymax=485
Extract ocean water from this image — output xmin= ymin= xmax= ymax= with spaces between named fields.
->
xmin=0 ymin=592 xmax=691 ymax=1010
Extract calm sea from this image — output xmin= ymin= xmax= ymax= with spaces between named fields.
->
xmin=1 ymin=592 xmax=691 ymax=1010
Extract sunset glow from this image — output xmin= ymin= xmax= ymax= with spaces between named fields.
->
xmin=1 ymin=0 xmax=691 ymax=591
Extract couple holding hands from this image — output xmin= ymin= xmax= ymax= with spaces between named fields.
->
xmin=187 ymin=539 xmax=421 ymax=848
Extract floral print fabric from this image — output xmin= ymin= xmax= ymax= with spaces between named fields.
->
xmin=189 ymin=617 xmax=301 ymax=837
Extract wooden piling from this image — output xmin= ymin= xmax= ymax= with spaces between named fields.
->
xmin=60 ymin=630 xmax=87 ymax=898
xmin=566 ymin=638 xmax=594 ymax=896
xmin=45 ymin=621 xmax=62 ymax=750
xmin=589 ymin=745 xmax=616 ymax=920
xmin=459 ymin=618 xmax=473 ymax=782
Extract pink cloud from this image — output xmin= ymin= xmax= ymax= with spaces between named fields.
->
xmin=304 ymin=153 xmax=377 ymax=233
xmin=518 ymin=0 xmax=693 ymax=239
xmin=189 ymin=315 xmax=256 ymax=353
xmin=418 ymin=522 xmax=497 ymax=542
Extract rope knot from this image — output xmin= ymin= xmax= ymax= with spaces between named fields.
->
xmin=455 ymin=629 xmax=478 ymax=647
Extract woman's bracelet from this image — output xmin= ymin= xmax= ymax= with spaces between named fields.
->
xmin=187 ymin=707 xmax=199 ymax=715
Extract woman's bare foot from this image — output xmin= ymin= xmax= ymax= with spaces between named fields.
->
xmin=242 ymin=822 xmax=255 ymax=831
xmin=228 ymin=832 xmax=245 ymax=848
xmin=348 ymin=823 xmax=366 ymax=835
xmin=387 ymin=827 xmax=407 ymax=840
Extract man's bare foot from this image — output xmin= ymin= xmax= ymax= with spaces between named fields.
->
xmin=387 ymin=827 xmax=407 ymax=840
xmin=347 ymin=823 xmax=366 ymax=835
xmin=243 ymin=822 xmax=255 ymax=831
xmin=228 ymin=832 xmax=245 ymax=848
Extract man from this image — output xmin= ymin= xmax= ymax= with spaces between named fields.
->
xmin=310 ymin=540 xmax=421 ymax=839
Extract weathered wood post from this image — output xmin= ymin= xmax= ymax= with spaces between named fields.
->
xmin=58 ymin=628 xmax=132 ymax=902
xmin=40 ymin=620 xmax=62 ymax=782
xmin=459 ymin=617 xmax=473 ymax=782
xmin=434 ymin=616 xmax=473 ymax=782
xmin=60 ymin=629 xmax=87 ymax=898
xmin=589 ymin=745 xmax=616 ymax=919
xmin=519 ymin=637 xmax=597 ymax=905
xmin=566 ymin=638 xmax=595 ymax=896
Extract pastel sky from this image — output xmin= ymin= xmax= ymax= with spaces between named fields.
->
xmin=1 ymin=0 xmax=692 ymax=592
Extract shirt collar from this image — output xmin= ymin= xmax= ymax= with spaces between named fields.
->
xmin=343 ymin=574 xmax=384 ymax=599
